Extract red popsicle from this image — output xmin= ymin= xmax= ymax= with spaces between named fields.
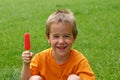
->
xmin=24 ymin=33 xmax=30 ymax=50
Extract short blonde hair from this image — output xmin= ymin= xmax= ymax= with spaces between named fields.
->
xmin=46 ymin=9 xmax=78 ymax=39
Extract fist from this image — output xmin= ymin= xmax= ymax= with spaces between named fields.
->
xmin=22 ymin=51 xmax=33 ymax=64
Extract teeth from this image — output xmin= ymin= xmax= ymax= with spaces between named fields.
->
xmin=57 ymin=46 xmax=66 ymax=49
xmin=60 ymin=48 xmax=64 ymax=49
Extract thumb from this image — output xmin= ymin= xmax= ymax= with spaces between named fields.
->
xmin=30 ymin=52 xmax=34 ymax=58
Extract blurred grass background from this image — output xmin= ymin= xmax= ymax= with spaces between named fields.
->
xmin=0 ymin=0 xmax=120 ymax=80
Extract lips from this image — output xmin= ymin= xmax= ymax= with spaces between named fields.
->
xmin=56 ymin=46 xmax=67 ymax=50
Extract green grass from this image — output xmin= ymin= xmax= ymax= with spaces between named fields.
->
xmin=0 ymin=0 xmax=120 ymax=80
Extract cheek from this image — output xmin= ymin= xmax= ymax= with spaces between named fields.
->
xmin=48 ymin=39 xmax=57 ymax=45
xmin=47 ymin=39 xmax=51 ymax=44
xmin=66 ymin=39 xmax=75 ymax=44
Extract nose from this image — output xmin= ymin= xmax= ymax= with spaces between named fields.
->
xmin=58 ymin=37 xmax=65 ymax=44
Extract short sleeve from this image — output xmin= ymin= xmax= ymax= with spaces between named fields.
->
xmin=77 ymin=58 xmax=96 ymax=80
xmin=30 ymin=54 xmax=40 ymax=75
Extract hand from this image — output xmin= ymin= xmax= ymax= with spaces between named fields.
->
xmin=22 ymin=51 xmax=33 ymax=64
xmin=67 ymin=74 xmax=81 ymax=80
xmin=29 ymin=75 xmax=44 ymax=80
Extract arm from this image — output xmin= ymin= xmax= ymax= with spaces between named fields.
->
xmin=21 ymin=64 xmax=31 ymax=80
xmin=21 ymin=51 xmax=33 ymax=80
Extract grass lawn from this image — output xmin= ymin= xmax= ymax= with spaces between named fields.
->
xmin=0 ymin=0 xmax=120 ymax=80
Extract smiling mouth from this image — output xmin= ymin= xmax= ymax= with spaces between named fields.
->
xmin=57 ymin=46 xmax=67 ymax=50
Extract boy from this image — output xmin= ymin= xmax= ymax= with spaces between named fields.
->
xmin=21 ymin=9 xmax=96 ymax=80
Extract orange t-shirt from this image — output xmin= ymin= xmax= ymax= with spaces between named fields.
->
xmin=30 ymin=48 xmax=96 ymax=80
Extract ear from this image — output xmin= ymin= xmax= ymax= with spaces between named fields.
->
xmin=46 ymin=35 xmax=50 ymax=44
xmin=72 ymin=37 xmax=76 ymax=43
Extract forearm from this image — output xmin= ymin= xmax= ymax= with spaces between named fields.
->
xmin=21 ymin=51 xmax=33 ymax=80
xmin=21 ymin=64 xmax=31 ymax=80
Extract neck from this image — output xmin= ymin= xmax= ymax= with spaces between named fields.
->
xmin=52 ymin=52 xmax=71 ymax=64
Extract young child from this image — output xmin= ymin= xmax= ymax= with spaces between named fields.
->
xmin=21 ymin=9 xmax=96 ymax=80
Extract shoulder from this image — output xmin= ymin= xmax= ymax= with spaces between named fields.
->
xmin=36 ymin=48 xmax=51 ymax=56
xmin=71 ymin=49 xmax=85 ymax=58
xmin=32 ymin=48 xmax=52 ymax=61
xmin=70 ymin=49 xmax=88 ymax=62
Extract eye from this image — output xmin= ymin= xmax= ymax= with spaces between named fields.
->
xmin=64 ymin=35 xmax=71 ymax=38
xmin=53 ymin=35 xmax=59 ymax=38
xmin=64 ymin=35 xmax=69 ymax=37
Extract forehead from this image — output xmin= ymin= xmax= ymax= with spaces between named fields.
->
xmin=50 ymin=22 xmax=72 ymax=34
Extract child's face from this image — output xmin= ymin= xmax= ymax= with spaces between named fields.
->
xmin=47 ymin=22 xmax=76 ymax=57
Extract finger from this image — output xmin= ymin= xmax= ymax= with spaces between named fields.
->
xmin=22 ymin=51 xmax=31 ymax=57
xmin=22 ymin=55 xmax=32 ymax=60
xmin=22 ymin=52 xmax=33 ymax=58
xmin=30 ymin=52 xmax=33 ymax=57
xmin=23 ymin=57 xmax=31 ymax=63
xmin=23 ymin=50 xmax=30 ymax=55
xmin=23 ymin=60 xmax=31 ymax=64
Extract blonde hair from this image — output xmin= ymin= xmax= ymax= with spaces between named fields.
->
xmin=46 ymin=9 xmax=78 ymax=39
